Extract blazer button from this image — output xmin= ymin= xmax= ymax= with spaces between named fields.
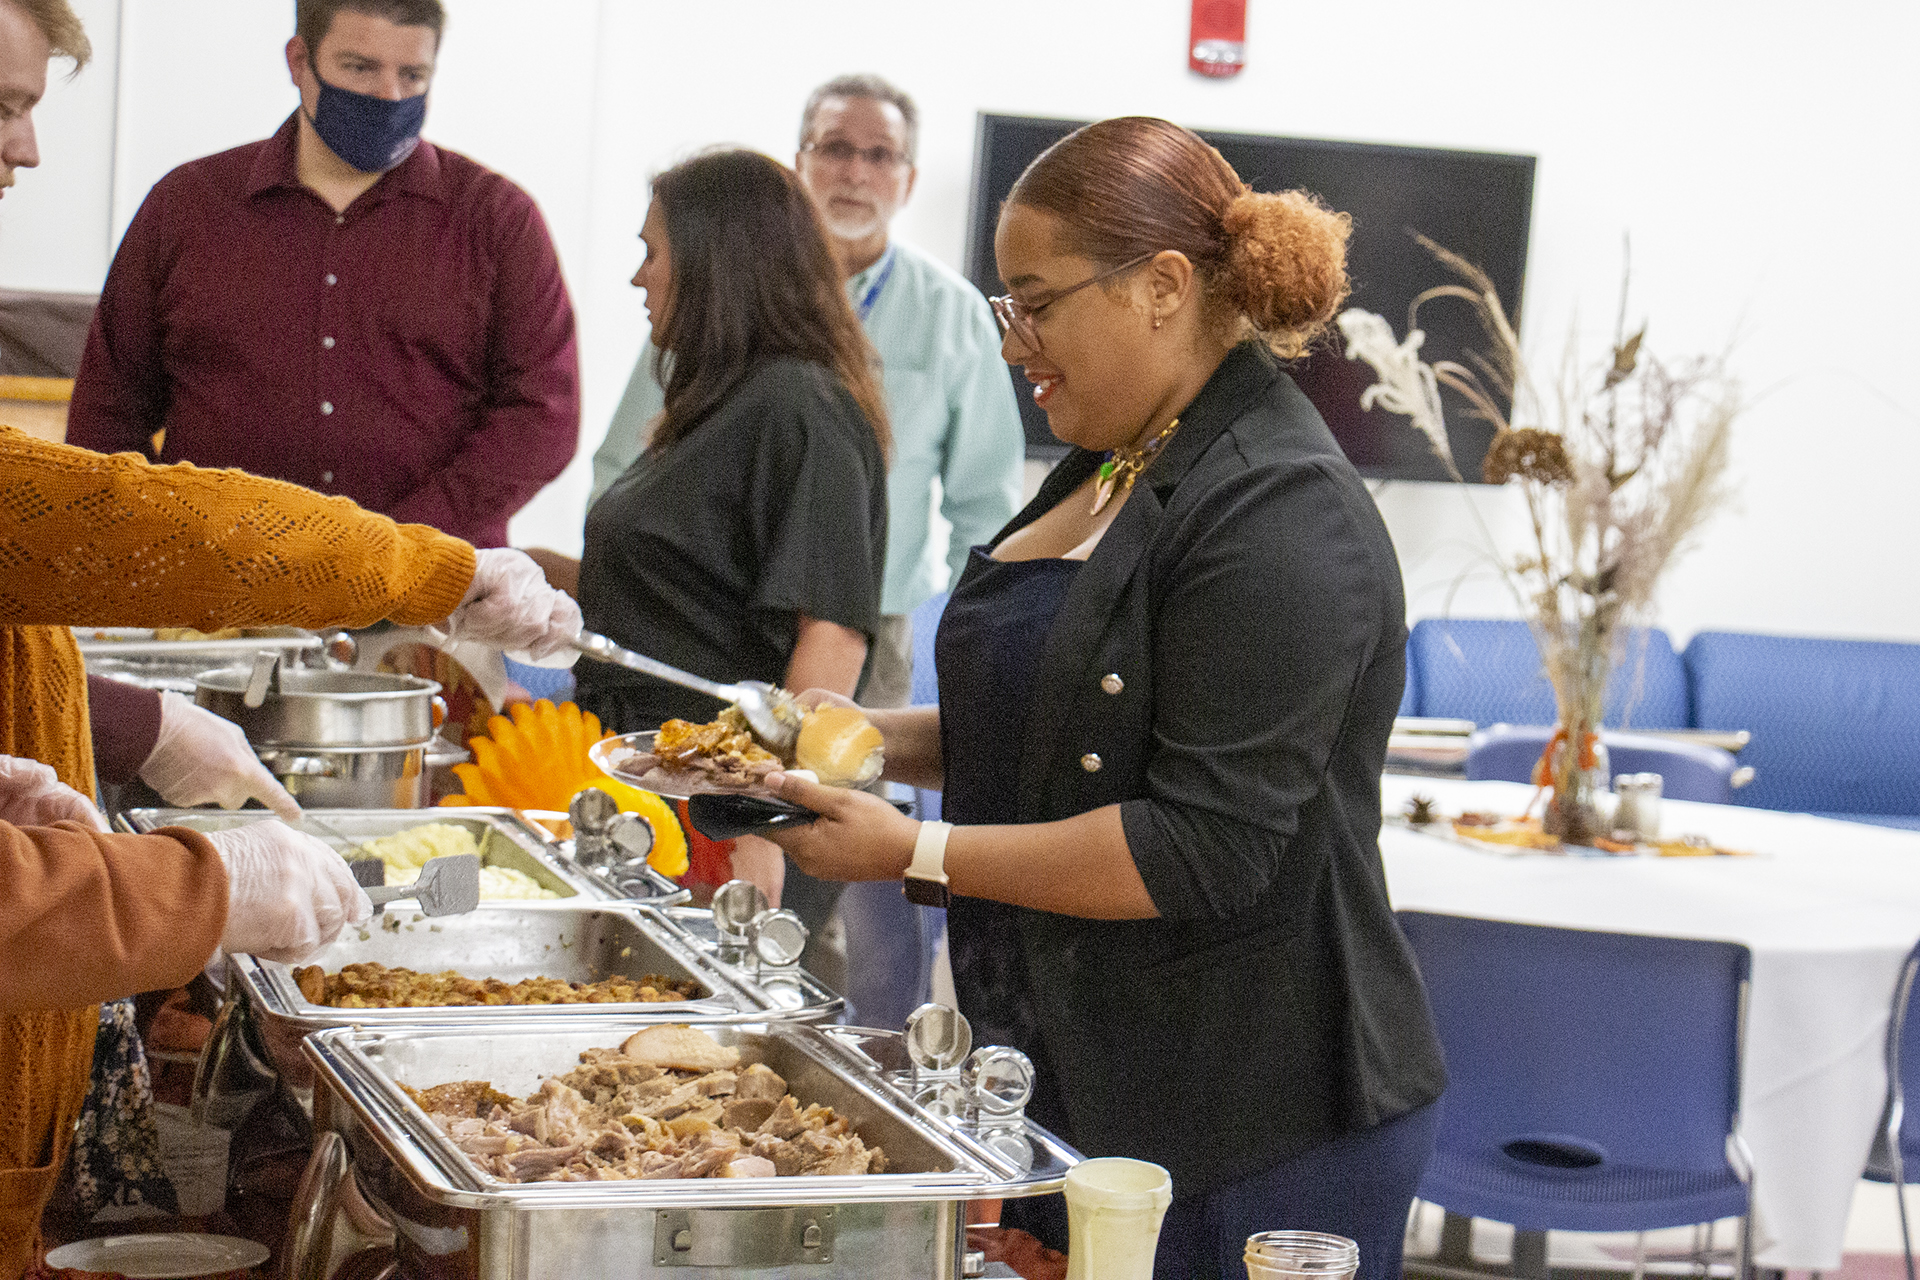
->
xmin=1080 ymin=753 xmax=1102 ymax=773
xmin=1100 ymin=673 xmax=1124 ymax=695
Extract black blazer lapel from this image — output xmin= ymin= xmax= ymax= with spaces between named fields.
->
xmin=998 ymin=343 xmax=1282 ymax=820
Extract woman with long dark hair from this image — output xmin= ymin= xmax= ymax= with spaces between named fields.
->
xmin=764 ymin=118 xmax=1445 ymax=1279
xmin=571 ymin=149 xmax=890 ymax=894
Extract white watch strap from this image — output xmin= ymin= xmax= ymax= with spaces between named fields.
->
xmin=907 ymin=820 xmax=953 ymax=888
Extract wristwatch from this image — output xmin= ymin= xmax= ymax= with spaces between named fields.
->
xmin=903 ymin=820 xmax=953 ymax=908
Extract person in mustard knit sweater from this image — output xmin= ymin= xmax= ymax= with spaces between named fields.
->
xmin=0 ymin=423 xmax=583 ymax=1269
xmin=0 ymin=418 xmax=583 ymax=1270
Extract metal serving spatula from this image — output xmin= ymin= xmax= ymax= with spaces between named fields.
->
xmin=362 ymin=853 xmax=481 ymax=916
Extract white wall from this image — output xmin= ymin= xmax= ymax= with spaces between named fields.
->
xmin=5 ymin=0 xmax=1915 ymax=644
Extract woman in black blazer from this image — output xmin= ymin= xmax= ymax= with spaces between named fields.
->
xmin=766 ymin=117 xmax=1445 ymax=1280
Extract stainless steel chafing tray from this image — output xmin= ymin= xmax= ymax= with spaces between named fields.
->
xmin=118 ymin=806 xmax=685 ymax=904
xmin=206 ymin=902 xmax=843 ymax=1107
xmin=293 ymin=1019 xmax=1077 ymax=1279
xmin=191 ymin=894 xmax=845 ymax=1137
xmin=76 ymin=627 xmax=332 ymax=693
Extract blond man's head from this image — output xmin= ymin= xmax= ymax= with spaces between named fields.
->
xmin=0 ymin=0 xmax=88 ymax=198
xmin=3 ymin=0 xmax=89 ymax=69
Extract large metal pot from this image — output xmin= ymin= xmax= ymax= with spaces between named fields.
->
xmin=256 ymin=741 xmax=431 ymax=809
xmin=195 ymin=666 xmax=442 ymax=749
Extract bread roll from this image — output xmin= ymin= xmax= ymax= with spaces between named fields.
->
xmin=620 ymin=1024 xmax=742 ymax=1072
xmin=793 ymin=706 xmax=884 ymax=786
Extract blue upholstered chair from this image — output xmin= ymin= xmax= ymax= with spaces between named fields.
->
xmin=1685 ymin=631 xmax=1920 ymax=825
xmin=1865 ymin=939 xmax=1920 ymax=1280
xmin=1405 ymin=619 xmax=1690 ymax=729
xmin=1400 ymin=911 xmax=1752 ymax=1280
xmin=1398 ymin=648 xmax=1420 ymax=718
xmin=1465 ymin=724 xmax=1741 ymax=805
xmin=502 ymin=654 xmax=576 ymax=704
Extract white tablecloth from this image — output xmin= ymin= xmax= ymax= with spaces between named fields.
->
xmin=1380 ymin=775 xmax=1920 ymax=1269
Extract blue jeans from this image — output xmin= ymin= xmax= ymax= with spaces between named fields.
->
xmin=1006 ymin=1101 xmax=1439 ymax=1280
xmin=837 ymin=878 xmax=943 ymax=1031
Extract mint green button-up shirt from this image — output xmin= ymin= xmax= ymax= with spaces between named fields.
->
xmin=589 ymin=239 xmax=1025 ymax=617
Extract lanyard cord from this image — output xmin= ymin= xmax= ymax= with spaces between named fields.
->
xmin=855 ymin=246 xmax=898 ymax=322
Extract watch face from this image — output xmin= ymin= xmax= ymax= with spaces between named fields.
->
xmin=903 ymin=876 xmax=951 ymax=909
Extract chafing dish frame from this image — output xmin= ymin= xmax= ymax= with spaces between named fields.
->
xmin=305 ymin=1018 xmax=1077 ymax=1210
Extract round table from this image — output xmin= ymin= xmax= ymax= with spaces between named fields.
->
xmin=1380 ymin=774 xmax=1920 ymax=1270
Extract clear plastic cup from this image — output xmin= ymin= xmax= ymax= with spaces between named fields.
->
xmin=1063 ymin=1157 xmax=1173 ymax=1280
xmin=1244 ymin=1230 xmax=1360 ymax=1280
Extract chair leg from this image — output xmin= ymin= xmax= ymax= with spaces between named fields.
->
xmin=1438 ymin=1211 xmax=1474 ymax=1267
xmin=1512 ymin=1229 xmax=1549 ymax=1280
xmin=1893 ymin=1145 xmax=1917 ymax=1280
xmin=1631 ymin=1231 xmax=1647 ymax=1280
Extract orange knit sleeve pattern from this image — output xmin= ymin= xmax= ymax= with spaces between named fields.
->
xmin=0 ymin=427 xmax=477 ymax=630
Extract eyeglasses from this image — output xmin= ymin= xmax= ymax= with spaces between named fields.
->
xmin=988 ymin=253 xmax=1156 ymax=353
xmin=800 ymin=139 xmax=912 ymax=171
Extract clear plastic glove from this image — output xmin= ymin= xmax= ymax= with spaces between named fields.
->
xmin=444 ymin=548 xmax=582 ymax=664
xmin=207 ymin=821 xmax=371 ymax=964
xmin=0 ymin=754 xmax=108 ymax=831
xmin=139 ymin=692 xmax=302 ymax=821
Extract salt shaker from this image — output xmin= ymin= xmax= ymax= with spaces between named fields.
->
xmin=1613 ymin=773 xmax=1664 ymax=840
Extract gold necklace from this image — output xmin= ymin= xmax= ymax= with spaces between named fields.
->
xmin=1090 ymin=418 xmax=1180 ymax=515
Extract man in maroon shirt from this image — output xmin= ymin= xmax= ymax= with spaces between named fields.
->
xmin=66 ymin=0 xmax=578 ymax=548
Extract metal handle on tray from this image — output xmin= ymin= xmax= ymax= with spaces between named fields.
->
xmin=284 ymin=1130 xmax=397 ymax=1280
xmin=303 ymin=1033 xmax=492 ymax=1195
xmin=258 ymin=753 xmax=337 ymax=778
xmin=241 ymin=648 xmax=280 ymax=709
xmin=190 ymin=991 xmax=278 ymax=1129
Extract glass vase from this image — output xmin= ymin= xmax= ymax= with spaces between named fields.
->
xmin=1542 ymin=727 xmax=1611 ymax=846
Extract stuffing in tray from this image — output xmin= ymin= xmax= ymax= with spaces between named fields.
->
xmin=291 ymin=960 xmax=704 ymax=1008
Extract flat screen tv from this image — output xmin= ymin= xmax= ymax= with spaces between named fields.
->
xmin=965 ymin=115 xmax=1536 ymax=481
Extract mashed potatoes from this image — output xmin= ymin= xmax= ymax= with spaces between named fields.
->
xmin=348 ymin=822 xmax=558 ymax=900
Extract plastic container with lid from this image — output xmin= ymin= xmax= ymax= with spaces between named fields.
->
xmin=1063 ymin=1156 xmax=1173 ymax=1280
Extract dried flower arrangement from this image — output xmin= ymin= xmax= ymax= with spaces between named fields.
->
xmin=1339 ymin=237 xmax=1740 ymax=843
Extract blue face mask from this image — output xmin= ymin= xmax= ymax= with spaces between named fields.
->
xmin=305 ymin=59 xmax=427 ymax=174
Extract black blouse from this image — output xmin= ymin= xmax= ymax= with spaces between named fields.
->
xmin=574 ymin=357 xmax=887 ymax=732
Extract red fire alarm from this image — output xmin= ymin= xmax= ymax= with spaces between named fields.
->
xmin=1190 ymin=0 xmax=1247 ymax=78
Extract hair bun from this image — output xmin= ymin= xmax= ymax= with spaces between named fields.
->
xmin=1221 ymin=190 xmax=1352 ymax=351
